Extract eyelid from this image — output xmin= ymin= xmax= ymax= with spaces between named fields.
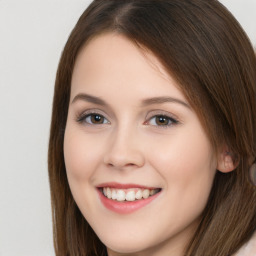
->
xmin=144 ymin=110 xmax=180 ymax=127
xmin=75 ymin=109 xmax=180 ymax=127
xmin=145 ymin=110 xmax=179 ymax=121
xmin=76 ymin=109 xmax=110 ymax=124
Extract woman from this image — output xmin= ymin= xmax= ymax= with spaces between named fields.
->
xmin=48 ymin=0 xmax=256 ymax=255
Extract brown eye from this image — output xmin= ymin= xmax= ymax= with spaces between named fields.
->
xmin=147 ymin=115 xmax=178 ymax=127
xmin=85 ymin=114 xmax=109 ymax=124
xmin=155 ymin=116 xmax=169 ymax=126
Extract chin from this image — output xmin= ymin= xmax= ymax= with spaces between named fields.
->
xmin=100 ymin=234 xmax=152 ymax=254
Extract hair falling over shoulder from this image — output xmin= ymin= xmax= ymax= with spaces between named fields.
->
xmin=48 ymin=0 xmax=256 ymax=255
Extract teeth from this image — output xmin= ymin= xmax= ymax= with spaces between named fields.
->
xmin=135 ymin=190 xmax=142 ymax=200
xmin=126 ymin=191 xmax=136 ymax=201
xmin=101 ymin=187 xmax=159 ymax=201
xmin=103 ymin=187 xmax=107 ymax=196
xmin=107 ymin=187 xmax=112 ymax=199
xmin=142 ymin=189 xmax=150 ymax=199
xmin=116 ymin=190 xmax=126 ymax=201
xmin=111 ymin=189 xmax=117 ymax=200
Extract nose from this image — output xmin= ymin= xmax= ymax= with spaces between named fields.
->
xmin=103 ymin=127 xmax=145 ymax=170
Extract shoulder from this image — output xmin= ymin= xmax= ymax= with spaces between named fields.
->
xmin=234 ymin=232 xmax=256 ymax=256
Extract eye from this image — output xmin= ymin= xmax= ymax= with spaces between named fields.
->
xmin=86 ymin=114 xmax=108 ymax=124
xmin=147 ymin=115 xmax=178 ymax=127
xmin=77 ymin=113 xmax=109 ymax=125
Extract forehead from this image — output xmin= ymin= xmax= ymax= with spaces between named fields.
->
xmin=71 ymin=33 xmax=184 ymax=101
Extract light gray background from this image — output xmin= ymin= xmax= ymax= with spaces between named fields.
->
xmin=0 ymin=1 xmax=255 ymax=255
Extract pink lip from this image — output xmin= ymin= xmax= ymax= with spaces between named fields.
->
xmin=96 ymin=183 xmax=161 ymax=214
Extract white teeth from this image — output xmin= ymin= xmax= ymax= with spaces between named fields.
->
xmin=111 ymin=189 xmax=117 ymax=200
xmin=103 ymin=187 xmax=107 ymax=196
xmin=142 ymin=189 xmax=150 ymax=199
xmin=107 ymin=187 xmax=112 ymax=199
xmin=135 ymin=190 xmax=142 ymax=200
xmin=101 ymin=187 xmax=159 ymax=201
xmin=116 ymin=190 xmax=126 ymax=201
xmin=126 ymin=190 xmax=136 ymax=201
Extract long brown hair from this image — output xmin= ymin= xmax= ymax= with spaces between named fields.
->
xmin=48 ymin=1 xmax=256 ymax=255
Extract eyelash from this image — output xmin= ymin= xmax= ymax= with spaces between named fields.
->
xmin=76 ymin=111 xmax=109 ymax=125
xmin=144 ymin=114 xmax=179 ymax=127
xmin=76 ymin=111 xmax=179 ymax=128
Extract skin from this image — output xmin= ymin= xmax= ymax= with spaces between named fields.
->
xmin=64 ymin=33 xmax=232 ymax=256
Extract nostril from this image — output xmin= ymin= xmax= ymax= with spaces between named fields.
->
xmin=103 ymin=147 xmax=145 ymax=169
xmin=126 ymin=163 xmax=136 ymax=166
xmin=106 ymin=162 xmax=136 ymax=168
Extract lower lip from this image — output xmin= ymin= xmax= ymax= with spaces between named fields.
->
xmin=97 ymin=189 xmax=161 ymax=214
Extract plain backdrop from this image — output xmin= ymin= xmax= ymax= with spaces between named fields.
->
xmin=0 ymin=1 xmax=255 ymax=255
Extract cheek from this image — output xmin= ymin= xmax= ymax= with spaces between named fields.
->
xmin=63 ymin=125 xmax=106 ymax=216
xmin=142 ymin=128 xmax=216 ymax=239
xmin=63 ymin=127 xmax=103 ymax=183
xmin=148 ymin=125 xmax=216 ymax=206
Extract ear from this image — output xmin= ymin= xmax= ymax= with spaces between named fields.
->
xmin=217 ymin=147 xmax=238 ymax=173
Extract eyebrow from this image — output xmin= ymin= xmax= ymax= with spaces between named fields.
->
xmin=72 ymin=93 xmax=108 ymax=106
xmin=141 ymin=96 xmax=191 ymax=109
xmin=72 ymin=93 xmax=190 ymax=109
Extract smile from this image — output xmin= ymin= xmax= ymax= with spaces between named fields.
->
xmin=101 ymin=187 xmax=160 ymax=202
xmin=97 ymin=183 xmax=162 ymax=214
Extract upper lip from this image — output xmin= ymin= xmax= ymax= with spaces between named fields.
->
xmin=96 ymin=182 xmax=160 ymax=190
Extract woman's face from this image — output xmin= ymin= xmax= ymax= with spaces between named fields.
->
xmin=64 ymin=33 xmax=217 ymax=256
